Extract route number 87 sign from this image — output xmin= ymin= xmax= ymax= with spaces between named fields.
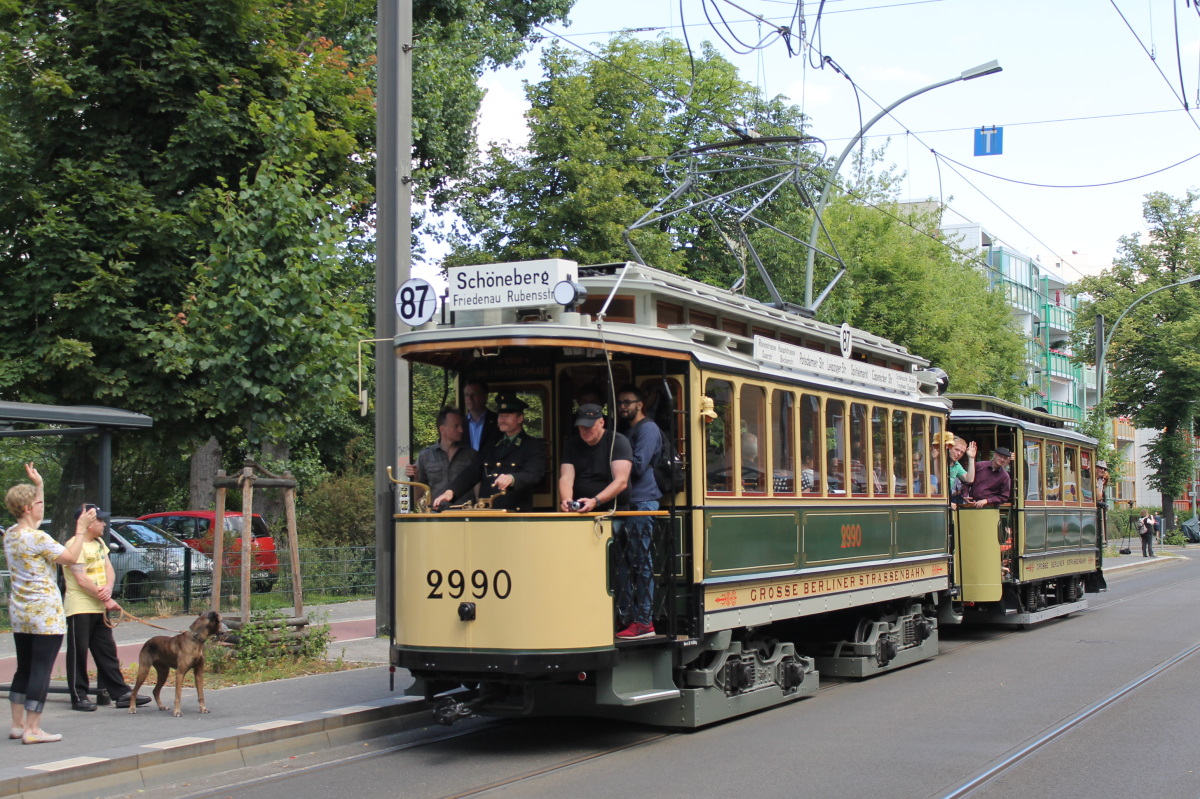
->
xmin=395 ymin=278 xmax=438 ymax=327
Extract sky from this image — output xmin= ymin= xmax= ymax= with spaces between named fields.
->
xmin=464 ymin=0 xmax=1200 ymax=287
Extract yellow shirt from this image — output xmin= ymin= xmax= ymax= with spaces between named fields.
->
xmin=63 ymin=538 xmax=109 ymax=617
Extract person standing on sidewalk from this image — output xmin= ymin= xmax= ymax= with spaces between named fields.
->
xmin=1138 ymin=510 xmax=1155 ymax=558
xmin=5 ymin=465 xmax=93 ymax=745
xmin=63 ymin=504 xmax=149 ymax=711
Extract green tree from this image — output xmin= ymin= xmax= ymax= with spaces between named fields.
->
xmin=0 ymin=0 xmax=569 ymax=495
xmin=449 ymin=36 xmax=1026 ymax=398
xmin=1071 ymin=191 xmax=1200 ymax=529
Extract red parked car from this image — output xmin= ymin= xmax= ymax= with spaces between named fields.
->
xmin=138 ymin=511 xmax=279 ymax=592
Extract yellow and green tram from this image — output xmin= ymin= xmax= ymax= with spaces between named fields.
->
xmin=388 ymin=259 xmax=1104 ymax=728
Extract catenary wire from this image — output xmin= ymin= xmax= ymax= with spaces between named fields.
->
xmin=1108 ymin=0 xmax=1200 ymax=132
xmin=931 ymin=149 xmax=1200 ymax=189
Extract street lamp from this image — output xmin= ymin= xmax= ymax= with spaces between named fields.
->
xmin=803 ymin=60 xmax=1003 ymax=308
xmin=1097 ymin=273 xmax=1200 ymax=402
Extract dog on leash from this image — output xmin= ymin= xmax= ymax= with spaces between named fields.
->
xmin=129 ymin=610 xmax=228 ymax=717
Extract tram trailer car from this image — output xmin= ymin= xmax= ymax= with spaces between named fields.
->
xmin=388 ymin=259 xmax=1106 ymax=728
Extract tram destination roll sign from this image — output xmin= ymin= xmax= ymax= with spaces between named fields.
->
xmin=448 ymin=259 xmax=575 ymax=312
xmin=754 ymin=335 xmax=920 ymax=396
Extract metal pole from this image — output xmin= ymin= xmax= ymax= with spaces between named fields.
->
xmin=803 ymin=61 xmax=1001 ymax=308
xmin=375 ymin=0 xmax=413 ymax=637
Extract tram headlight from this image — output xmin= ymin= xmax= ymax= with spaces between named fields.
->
xmin=553 ymin=279 xmax=587 ymax=311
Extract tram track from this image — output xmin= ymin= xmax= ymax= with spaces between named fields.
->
xmin=134 ymin=564 xmax=1200 ymax=799
xmin=936 ymin=636 xmax=1200 ymax=799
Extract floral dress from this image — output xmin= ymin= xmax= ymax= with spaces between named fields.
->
xmin=3 ymin=525 xmax=66 ymax=635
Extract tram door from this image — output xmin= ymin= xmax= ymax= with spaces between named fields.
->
xmin=955 ymin=508 xmax=1003 ymax=602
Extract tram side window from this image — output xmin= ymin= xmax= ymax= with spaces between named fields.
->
xmin=929 ymin=417 xmax=944 ymax=497
xmin=1081 ymin=449 xmax=1095 ymax=503
xmin=801 ymin=394 xmax=822 ymax=494
xmin=871 ymin=407 xmax=890 ymax=496
xmin=826 ymin=399 xmax=847 ymax=494
xmin=850 ymin=403 xmax=869 ymax=496
xmin=1024 ymin=439 xmax=1042 ymax=501
xmin=892 ymin=410 xmax=909 ymax=496
xmin=911 ymin=414 xmax=927 ymax=495
xmin=771 ymin=390 xmax=797 ymax=495
xmin=1045 ymin=442 xmax=1062 ymax=501
xmin=741 ymin=384 xmax=766 ymax=494
xmin=1062 ymin=446 xmax=1078 ymax=503
xmin=705 ymin=379 xmax=734 ymax=493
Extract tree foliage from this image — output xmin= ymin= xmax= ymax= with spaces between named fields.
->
xmin=0 ymin=0 xmax=568 ymax=491
xmin=1070 ymin=190 xmax=1200 ymax=523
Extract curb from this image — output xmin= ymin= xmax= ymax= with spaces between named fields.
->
xmin=2 ymin=693 xmax=430 ymax=799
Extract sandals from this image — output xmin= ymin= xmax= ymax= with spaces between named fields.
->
xmin=22 ymin=731 xmax=62 ymax=744
xmin=9 ymin=726 xmax=22 ymax=740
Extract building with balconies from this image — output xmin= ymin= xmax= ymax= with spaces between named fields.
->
xmin=939 ymin=216 xmax=1094 ymax=427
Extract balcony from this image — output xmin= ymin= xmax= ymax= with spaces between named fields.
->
xmin=999 ymin=277 xmax=1037 ymax=314
xmin=1047 ymin=352 xmax=1078 ymax=380
xmin=1113 ymin=419 xmax=1135 ymax=442
xmin=1042 ymin=303 xmax=1075 ymax=333
xmin=1046 ymin=400 xmax=1083 ymax=423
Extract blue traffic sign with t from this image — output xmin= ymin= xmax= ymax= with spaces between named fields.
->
xmin=974 ymin=126 xmax=1003 ymax=156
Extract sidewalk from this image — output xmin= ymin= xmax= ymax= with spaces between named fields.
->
xmin=2 ymin=600 xmax=427 ymax=799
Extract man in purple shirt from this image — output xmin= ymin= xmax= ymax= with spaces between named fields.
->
xmin=966 ymin=446 xmax=1013 ymax=507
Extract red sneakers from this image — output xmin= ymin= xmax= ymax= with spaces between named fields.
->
xmin=616 ymin=622 xmax=655 ymax=640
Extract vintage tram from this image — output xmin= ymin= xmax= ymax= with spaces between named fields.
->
xmin=387 ymin=259 xmax=1105 ymax=728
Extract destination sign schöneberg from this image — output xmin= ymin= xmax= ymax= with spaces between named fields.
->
xmin=448 ymin=259 xmax=575 ymax=312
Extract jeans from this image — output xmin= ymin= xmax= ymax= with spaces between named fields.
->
xmin=616 ymin=500 xmax=657 ymax=626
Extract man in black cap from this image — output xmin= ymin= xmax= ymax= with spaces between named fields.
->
xmin=559 ymin=403 xmax=633 ymax=515
xmin=965 ymin=447 xmax=1013 ymax=507
xmin=435 ymin=393 xmax=545 ymax=511
xmin=63 ymin=505 xmax=149 ymax=710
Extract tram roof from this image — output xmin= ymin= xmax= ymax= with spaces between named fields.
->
xmin=947 ymin=395 xmax=1096 ymax=445
xmin=399 ymin=261 xmax=944 ymax=403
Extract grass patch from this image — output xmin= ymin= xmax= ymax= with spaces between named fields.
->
xmin=117 ymin=649 xmax=373 ymax=690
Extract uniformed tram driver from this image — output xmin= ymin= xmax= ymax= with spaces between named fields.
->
xmin=435 ymin=394 xmax=546 ymax=512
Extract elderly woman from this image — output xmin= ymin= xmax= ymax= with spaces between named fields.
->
xmin=5 ymin=464 xmax=93 ymax=745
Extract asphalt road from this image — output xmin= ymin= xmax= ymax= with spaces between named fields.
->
xmin=103 ymin=553 xmax=1200 ymax=799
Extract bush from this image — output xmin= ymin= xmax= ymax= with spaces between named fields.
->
xmin=226 ymin=611 xmax=332 ymax=667
xmin=296 ymin=473 xmax=374 ymax=547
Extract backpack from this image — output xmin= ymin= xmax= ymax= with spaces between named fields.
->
xmin=653 ymin=426 xmax=685 ymax=499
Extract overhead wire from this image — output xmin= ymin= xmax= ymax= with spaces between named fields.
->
xmin=930 ymin=149 xmax=1200 ymax=189
xmin=1108 ymin=0 xmax=1200 ymax=131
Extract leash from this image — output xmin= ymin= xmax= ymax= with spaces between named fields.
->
xmin=102 ymin=607 xmax=177 ymax=632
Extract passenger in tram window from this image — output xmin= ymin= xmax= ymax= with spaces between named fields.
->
xmin=741 ymin=432 xmax=764 ymax=491
xmin=1095 ymin=460 xmax=1109 ymax=509
xmin=964 ymin=447 xmax=1012 ymax=508
xmin=800 ymin=454 xmax=817 ymax=492
xmin=558 ymin=404 xmax=632 ymax=514
xmin=462 ymin=379 xmax=498 ymax=452
xmin=435 ymin=394 xmax=546 ymax=512
xmin=405 ymin=407 xmax=475 ymax=506
xmin=944 ymin=434 xmax=977 ymax=509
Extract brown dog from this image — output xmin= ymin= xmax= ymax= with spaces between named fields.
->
xmin=129 ymin=610 xmax=228 ymax=717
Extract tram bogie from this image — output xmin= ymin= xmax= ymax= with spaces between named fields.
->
xmin=386 ymin=259 xmax=1108 ymax=729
